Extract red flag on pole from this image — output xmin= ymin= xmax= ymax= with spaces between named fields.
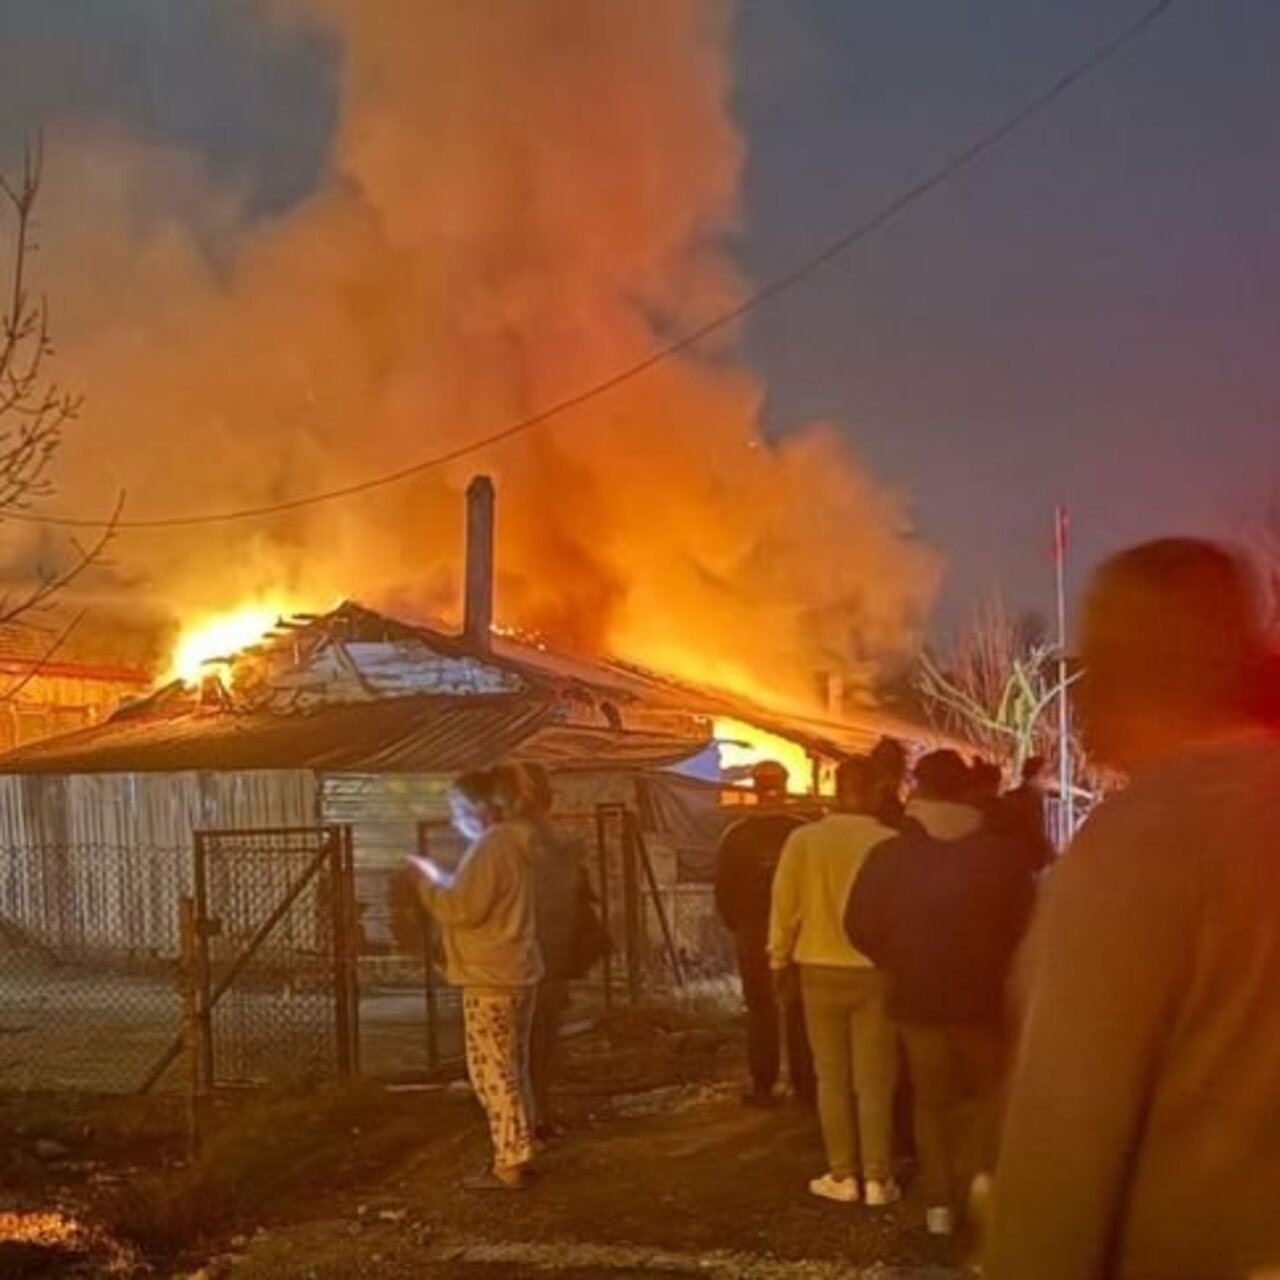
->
xmin=1053 ymin=505 xmax=1069 ymax=563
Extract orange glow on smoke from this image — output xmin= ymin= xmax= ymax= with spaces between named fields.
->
xmin=42 ymin=5 xmax=937 ymax=709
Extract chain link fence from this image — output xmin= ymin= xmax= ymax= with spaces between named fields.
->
xmin=0 ymin=804 xmax=736 ymax=1094
xmin=189 ymin=827 xmax=359 ymax=1091
xmin=0 ymin=842 xmax=189 ymax=1092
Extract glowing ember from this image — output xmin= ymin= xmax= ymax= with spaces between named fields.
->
xmin=715 ymin=716 xmax=821 ymax=795
xmin=0 ymin=1210 xmax=136 ymax=1273
xmin=168 ymin=601 xmax=295 ymax=685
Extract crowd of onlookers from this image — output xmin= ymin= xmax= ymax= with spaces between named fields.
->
xmin=716 ymin=742 xmax=1048 ymax=1235
xmin=411 ymin=536 xmax=1280 ymax=1280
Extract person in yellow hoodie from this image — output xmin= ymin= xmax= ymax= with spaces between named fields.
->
xmin=769 ymin=756 xmax=900 ymax=1205
xmin=410 ymin=767 xmax=544 ymax=1191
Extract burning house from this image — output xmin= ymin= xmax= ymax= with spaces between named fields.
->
xmin=0 ymin=478 xmax=948 ymax=967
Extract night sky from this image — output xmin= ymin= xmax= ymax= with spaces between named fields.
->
xmin=736 ymin=0 xmax=1280 ymax=624
xmin=3 ymin=0 xmax=1279 ymax=631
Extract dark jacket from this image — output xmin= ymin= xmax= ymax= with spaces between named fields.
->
xmin=845 ymin=825 xmax=1034 ymax=1025
xmin=991 ymin=785 xmax=1054 ymax=873
xmin=527 ymin=819 xmax=586 ymax=982
xmin=714 ymin=810 xmax=805 ymax=947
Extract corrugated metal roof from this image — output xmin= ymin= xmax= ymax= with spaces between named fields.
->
xmin=0 ymin=694 xmax=555 ymax=776
xmin=515 ymin=723 xmax=710 ymax=771
xmin=0 ymin=693 xmax=708 ymax=777
xmin=493 ymin=637 xmax=964 ymax=756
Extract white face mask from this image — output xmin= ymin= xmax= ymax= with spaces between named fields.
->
xmin=450 ymin=795 xmax=489 ymax=843
xmin=452 ymin=813 xmax=487 ymax=842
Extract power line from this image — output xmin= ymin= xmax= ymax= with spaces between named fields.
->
xmin=14 ymin=0 xmax=1177 ymax=533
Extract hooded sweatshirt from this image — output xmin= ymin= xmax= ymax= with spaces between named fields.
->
xmin=768 ymin=812 xmax=897 ymax=970
xmin=417 ymin=821 xmax=544 ymax=988
xmin=904 ymin=797 xmax=984 ymax=841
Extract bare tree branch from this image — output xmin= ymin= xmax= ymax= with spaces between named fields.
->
xmin=0 ymin=138 xmax=124 ymax=701
xmin=0 ymin=140 xmax=82 ymax=519
xmin=914 ymin=589 xmax=1082 ymax=778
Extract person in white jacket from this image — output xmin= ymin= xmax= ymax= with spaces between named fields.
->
xmin=769 ymin=757 xmax=899 ymax=1205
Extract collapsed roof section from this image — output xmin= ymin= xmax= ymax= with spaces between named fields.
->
xmin=0 ymin=600 xmax=952 ymax=778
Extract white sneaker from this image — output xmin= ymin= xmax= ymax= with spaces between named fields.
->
xmin=808 ymin=1173 xmax=860 ymax=1203
xmin=863 ymin=1178 xmax=902 ymax=1207
xmin=926 ymin=1205 xmax=955 ymax=1236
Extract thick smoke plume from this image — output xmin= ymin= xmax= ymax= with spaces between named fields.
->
xmin=30 ymin=0 xmax=937 ymax=706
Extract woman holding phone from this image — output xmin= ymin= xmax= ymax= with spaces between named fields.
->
xmin=410 ymin=767 xmax=544 ymax=1189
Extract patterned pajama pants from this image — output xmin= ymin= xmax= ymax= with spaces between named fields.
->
xmin=463 ymin=986 xmax=537 ymax=1171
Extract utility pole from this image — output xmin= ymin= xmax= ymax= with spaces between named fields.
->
xmin=1054 ymin=505 xmax=1075 ymax=848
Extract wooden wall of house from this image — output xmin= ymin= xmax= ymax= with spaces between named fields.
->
xmin=549 ymin=769 xmax=678 ymax=878
xmin=318 ymin=772 xmax=454 ymax=951
xmin=0 ymin=673 xmax=148 ymax=753
xmin=0 ymin=769 xmax=315 ymax=957
xmin=314 ymin=769 xmax=676 ymax=955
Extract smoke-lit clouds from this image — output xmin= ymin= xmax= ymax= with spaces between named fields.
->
xmin=4 ymin=0 xmax=937 ymax=703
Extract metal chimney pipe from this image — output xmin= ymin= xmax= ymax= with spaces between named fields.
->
xmin=463 ymin=475 xmax=495 ymax=650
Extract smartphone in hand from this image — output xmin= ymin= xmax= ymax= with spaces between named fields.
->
xmin=408 ymin=854 xmax=451 ymax=887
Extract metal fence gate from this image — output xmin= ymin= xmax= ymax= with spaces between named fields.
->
xmin=189 ymin=826 xmax=359 ymax=1089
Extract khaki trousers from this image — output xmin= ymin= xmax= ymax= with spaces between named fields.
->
xmin=800 ymin=965 xmax=898 ymax=1182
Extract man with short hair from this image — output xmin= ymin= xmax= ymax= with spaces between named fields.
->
xmin=848 ymin=775 xmax=1034 ymax=1235
xmin=715 ymin=761 xmax=814 ymax=1107
xmin=905 ymin=750 xmax=985 ymax=841
xmin=869 ymin=736 xmax=909 ymax=828
xmin=984 ymin=539 xmax=1280 ymax=1279
xmin=770 ymin=757 xmax=900 ymax=1205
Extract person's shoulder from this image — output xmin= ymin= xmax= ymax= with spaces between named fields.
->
xmin=831 ymin=810 xmax=895 ymax=834
xmin=779 ymin=814 xmax=813 ymax=843
xmin=1086 ymin=736 xmax=1280 ymax=867
xmin=1043 ymin=769 xmax=1210 ymax=925
xmin=717 ymin=813 xmax=752 ymax=848
xmin=480 ymin=821 xmax=533 ymax=862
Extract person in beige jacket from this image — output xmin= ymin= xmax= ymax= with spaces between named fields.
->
xmin=411 ymin=767 xmax=543 ymax=1190
xmin=769 ymin=757 xmax=899 ymax=1205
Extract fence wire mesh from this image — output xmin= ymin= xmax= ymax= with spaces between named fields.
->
xmin=0 ymin=842 xmax=189 ymax=1092
xmin=194 ymin=827 xmax=358 ymax=1090
xmin=0 ymin=804 xmax=736 ymax=1094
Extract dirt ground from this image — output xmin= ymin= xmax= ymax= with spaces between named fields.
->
xmin=221 ymin=1086 xmax=966 ymax=1280
xmin=0 ymin=1006 xmax=968 ymax=1279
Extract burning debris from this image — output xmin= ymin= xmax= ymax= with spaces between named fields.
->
xmin=0 ymin=1210 xmax=138 ymax=1276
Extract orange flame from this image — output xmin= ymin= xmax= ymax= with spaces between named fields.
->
xmin=714 ymin=716 xmax=825 ymax=795
xmin=167 ymin=600 xmax=300 ymax=685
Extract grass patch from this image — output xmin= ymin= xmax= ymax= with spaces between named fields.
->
xmin=0 ymin=1090 xmax=185 ymax=1160
xmin=106 ymin=1079 xmax=430 ymax=1259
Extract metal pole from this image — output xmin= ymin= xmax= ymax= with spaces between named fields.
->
xmin=621 ymin=810 xmax=642 ymax=1005
xmin=179 ymin=895 xmax=202 ymax=1156
xmin=595 ymin=805 xmax=614 ymax=1012
xmin=1055 ymin=505 xmax=1074 ymax=848
xmin=628 ymin=810 xmax=686 ymax=990
xmin=417 ymin=821 xmax=441 ymax=1074
xmin=330 ymin=828 xmax=356 ymax=1078
xmin=192 ymin=832 xmax=215 ymax=1092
